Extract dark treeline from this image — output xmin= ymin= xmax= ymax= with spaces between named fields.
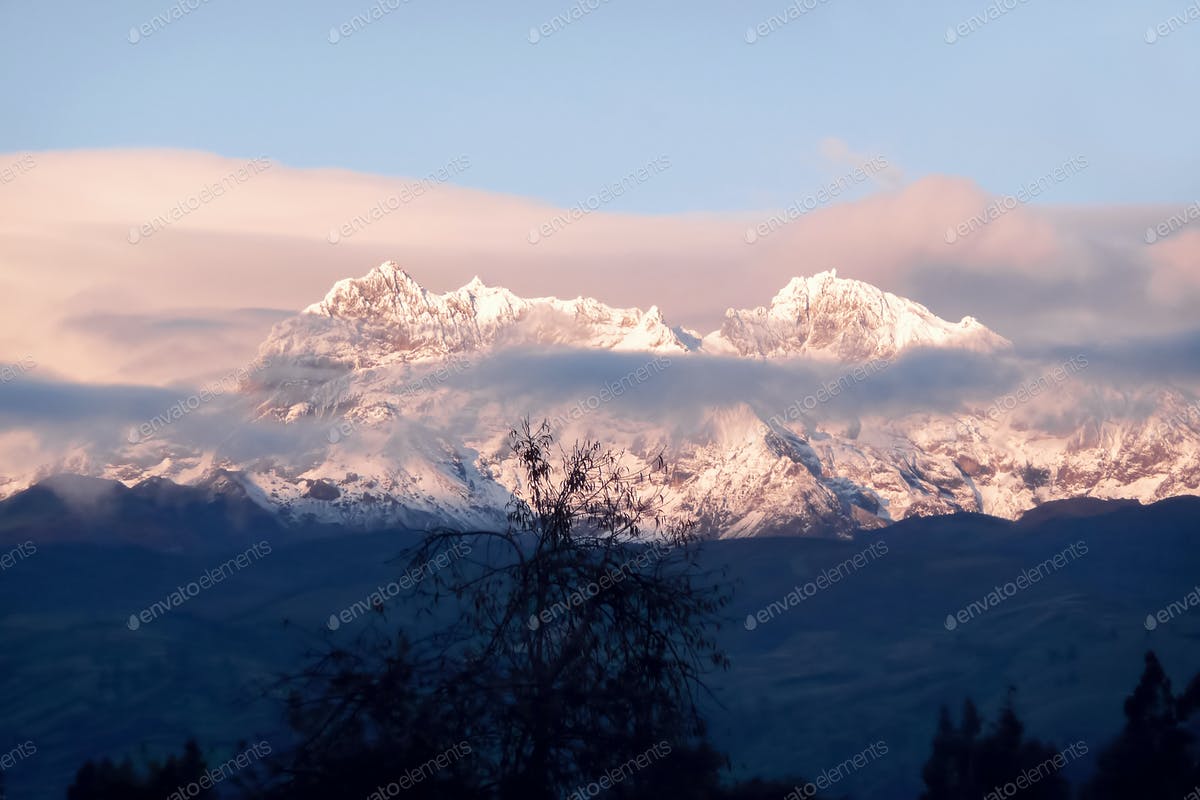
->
xmin=56 ymin=424 xmax=1200 ymax=800
xmin=60 ymin=650 xmax=1200 ymax=799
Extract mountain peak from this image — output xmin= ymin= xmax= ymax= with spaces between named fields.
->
xmin=368 ymin=261 xmax=421 ymax=289
xmin=305 ymin=261 xmax=426 ymax=318
xmin=771 ymin=269 xmax=860 ymax=305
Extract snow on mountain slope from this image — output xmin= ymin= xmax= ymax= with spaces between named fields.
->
xmin=230 ymin=265 xmax=1200 ymax=535
xmin=703 ymin=269 xmax=1010 ymax=361
xmin=262 ymin=264 xmax=1006 ymax=370
xmin=5 ymin=261 xmax=1199 ymax=538
xmin=263 ymin=262 xmax=690 ymax=371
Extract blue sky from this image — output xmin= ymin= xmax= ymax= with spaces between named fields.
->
xmin=2 ymin=0 xmax=1198 ymax=213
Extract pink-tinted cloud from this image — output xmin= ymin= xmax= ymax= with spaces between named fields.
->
xmin=0 ymin=148 xmax=1193 ymax=386
xmin=1148 ymin=229 xmax=1200 ymax=303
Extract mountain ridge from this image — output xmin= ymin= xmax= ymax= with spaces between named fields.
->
xmin=5 ymin=261 xmax=1200 ymax=538
xmin=263 ymin=261 xmax=1009 ymax=367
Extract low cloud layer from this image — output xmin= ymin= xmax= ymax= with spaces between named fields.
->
xmin=1 ymin=325 xmax=1197 ymax=488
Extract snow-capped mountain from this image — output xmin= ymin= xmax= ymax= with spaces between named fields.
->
xmin=265 ymin=262 xmax=688 ymax=371
xmin=265 ymin=263 xmax=1007 ymax=368
xmin=702 ymin=269 xmax=1010 ymax=360
xmin=10 ymin=262 xmax=1200 ymax=537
